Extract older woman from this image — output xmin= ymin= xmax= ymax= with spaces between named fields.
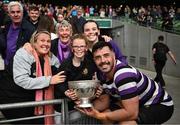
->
xmin=51 ymin=20 xmax=73 ymax=63
xmin=12 ymin=30 xmax=66 ymax=124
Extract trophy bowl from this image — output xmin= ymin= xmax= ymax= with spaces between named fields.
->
xmin=68 ymin=80 xmax=100 ymax=108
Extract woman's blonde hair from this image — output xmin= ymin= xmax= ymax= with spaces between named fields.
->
xmin=30 ymin=30 xmax=52 ymax=56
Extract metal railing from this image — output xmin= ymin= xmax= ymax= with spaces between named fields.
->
xmin=0 ymin=99 xmax=69 ymax=124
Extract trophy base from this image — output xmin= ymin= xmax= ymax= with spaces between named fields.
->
xmin=78 ymin=98 xmax=93 ymax=108
xmin=78 ymin=103 xmax=92 ymax=108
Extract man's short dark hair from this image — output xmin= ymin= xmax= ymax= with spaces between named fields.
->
xmin=29 ymin=5 xmax=39 ymax=12
xmin=92 ymin=41 xmax=113 ymax=55
xmin=158 ymin=35 xmax=164 ymax=41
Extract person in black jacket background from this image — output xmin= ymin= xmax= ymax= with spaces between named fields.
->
xmin=152 ymin=35 xmax=177 ymax=87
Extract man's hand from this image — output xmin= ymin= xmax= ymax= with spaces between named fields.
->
xmin=75 ymin=106 xmax=107 ymax=120
xmin=152 ymin=58 xmax=156 ymax=64
xmin=95 ymin=85 xmax=103 ymax=98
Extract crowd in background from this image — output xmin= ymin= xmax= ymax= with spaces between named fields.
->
xmin=0 ymin=0 xmax=177 ymax=124
xmin=1 ymin=0 xmax=180 ymax=34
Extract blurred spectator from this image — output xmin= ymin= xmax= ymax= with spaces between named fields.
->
xmin=37 ymin=15 xmax=57 ymax=40
xmin=85 ymin=5 xmax=90 ymax=17
xmin=57 ymin=13 xmax=65 ymax=23
xmin=151 ymin=6 xmax=158 ymax=26
xmin=132 ymin=7 xmax=138 ymax=20
xmin=112 ymin=8 xmax=117 ymax=19
xmin=162 ymin=16 xmax=173 ymax=31
xmin=55 ymin=13 xmax=65 ymax=33
xmin=94 ymin=5 xmax=99 ymax=16
xmin=89 ymin=5 xmax=94 ymax=16
xmin=70 ymin=7 xmax=86 ymax=34
xmin=0 ymin=0 xmax=11 ymax=30
xmin=26 ymin=5 xmax=40 ymax=29
xmin=146 ymin=11 xmax=153 ymax=26
xmin=124 ymin=5 xmax=131 ymax=19
xmin=169 ymin=6 xmax=175 ymax=20
xmin=70 ymin=5 xmax=78 ymax=17
xmin=99 ymin=5 xmax=105 ymax=18
xmin=137 ymin=11 xmax=146 ymax=25
xmin=49 ymin=4 xmax=54 ymax=15
xmin=108 ymin=5 xmax=113 ymax=18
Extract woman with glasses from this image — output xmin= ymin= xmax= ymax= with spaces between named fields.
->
xmin=54 ymin=34 xmax=102 ymax=123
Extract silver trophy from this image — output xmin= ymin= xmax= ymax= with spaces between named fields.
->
xmin=68 ymin=80 xmax=100 ymax=108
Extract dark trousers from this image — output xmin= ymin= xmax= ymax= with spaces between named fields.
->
xmin=110 ymin=101 xmax=174 ymax=124
xmin=154 ymin=60 xmax=166 ymax=87
xmin=138 ymin=104 xmax=174 ymax=124
xmin=0 ymin=70 xmax=44 ymax=124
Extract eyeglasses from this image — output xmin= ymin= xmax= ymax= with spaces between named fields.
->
xmin=72 ymin=45 xmax=86 ymax=50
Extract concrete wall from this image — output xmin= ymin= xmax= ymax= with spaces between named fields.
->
xmin=111 ymin=22 xmax=180 ymax=77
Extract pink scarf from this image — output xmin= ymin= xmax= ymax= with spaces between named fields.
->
xmin=32 ymin=49 xmax=54 ymax=125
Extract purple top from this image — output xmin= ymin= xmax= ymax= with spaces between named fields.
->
xmin=57 ymin=39 xmax=71 ymax=63
xmin=109 ymin=40 xmax=127 ymax=64
xmin=5 ymin=24 xmax=20 ymax=65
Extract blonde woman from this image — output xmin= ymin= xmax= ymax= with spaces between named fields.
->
xmin=12 ymin=30 xmax=66 ymax=124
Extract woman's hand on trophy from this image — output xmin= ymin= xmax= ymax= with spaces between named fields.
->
xmin=65 ymin=89 xmax=78 ymax=100
xmin=74 ymin=99 xmax=81 ymax=105
xmin=95 ymin=85 xmax=103 ymax=98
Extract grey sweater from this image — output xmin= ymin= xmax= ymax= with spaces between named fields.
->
xmin=13 ymin=48 xmax=60 ymax=90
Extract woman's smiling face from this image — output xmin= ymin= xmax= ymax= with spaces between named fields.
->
xmin=72 ymin=38 xmax=88 ymax=59
xmin=58 ymin=26 xmax=72 ymax=44
xmin=34 ymin=33 xmax=51 ymax=56
xmin=83 ymin=22 xmax=100 ymax=44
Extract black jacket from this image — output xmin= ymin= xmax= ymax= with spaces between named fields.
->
xmin=0 ymin=19 xmax=35 ymax=75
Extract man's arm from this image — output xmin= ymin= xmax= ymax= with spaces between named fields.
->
xmin=152 ymin=48 xmax=156 ymax=54
xmin=93 ymin=93 xmax=110 ymax=111
xmin=78 ymin=95 xmax=139 ymax=123
xmin=168 ymin=51 xmax=177 ymax=65
xmin=152 ymin=48 xmax=156 ymax=64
